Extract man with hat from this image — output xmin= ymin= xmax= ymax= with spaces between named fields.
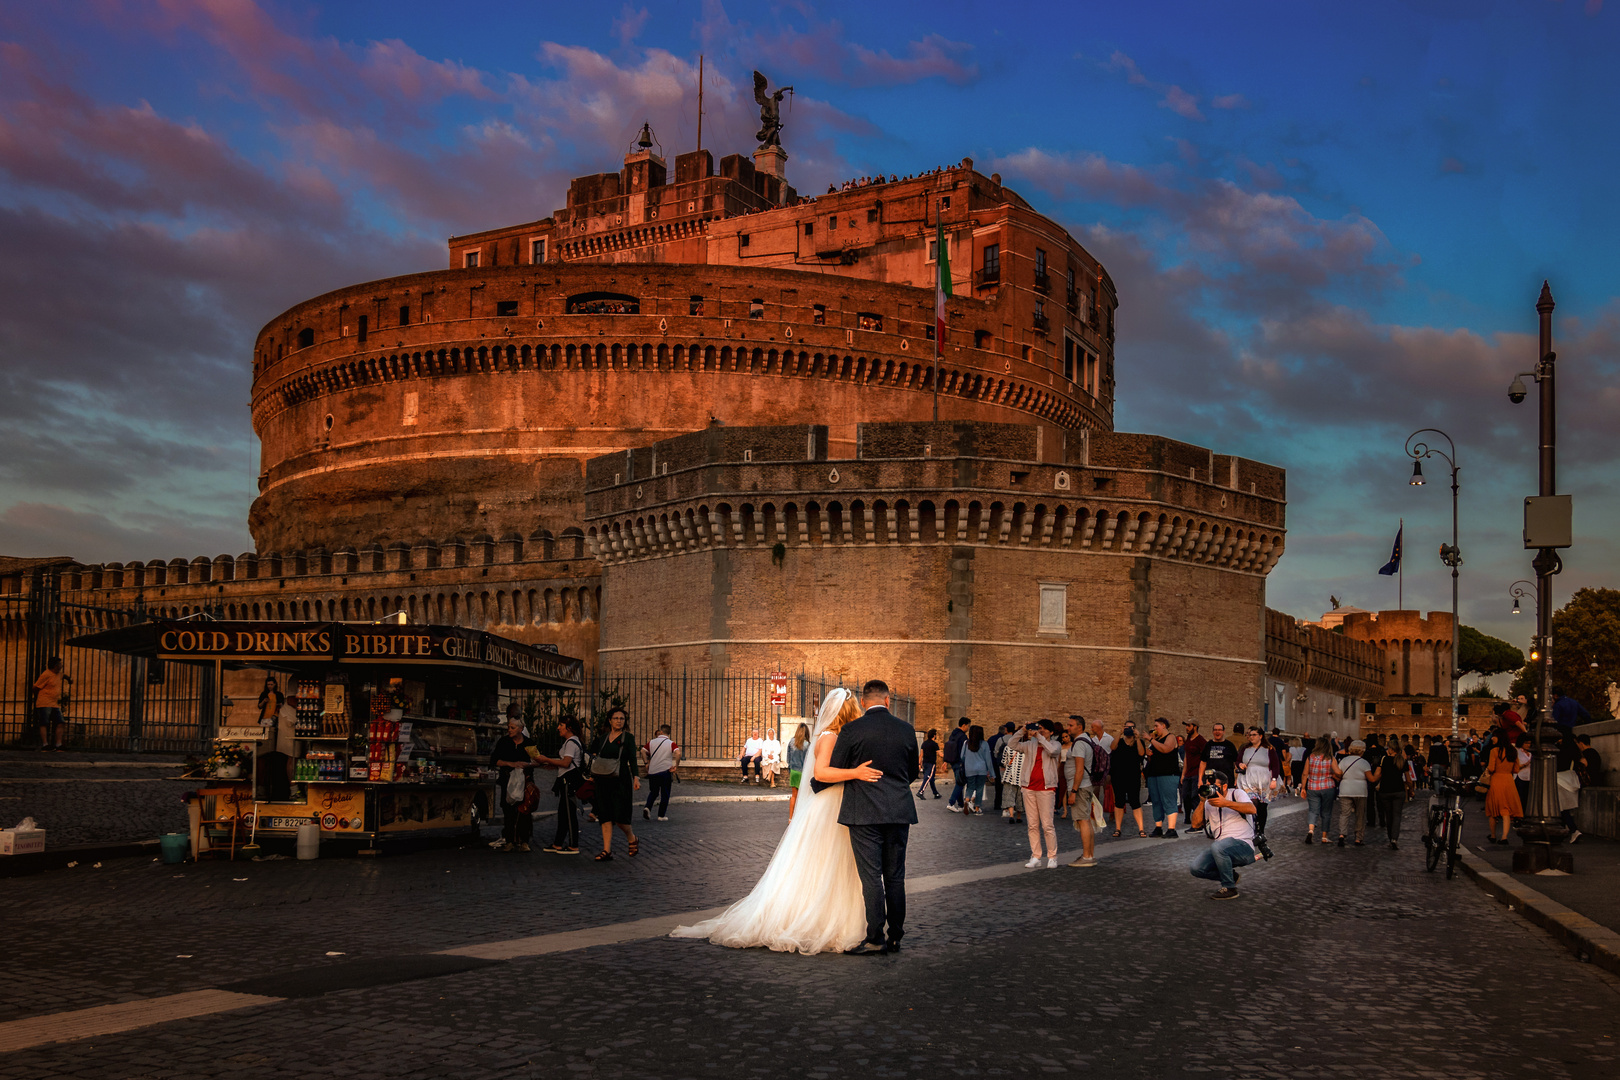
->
xmin=1179 ymin=719 xmax=1207 ymax=829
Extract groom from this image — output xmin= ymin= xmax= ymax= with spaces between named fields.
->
xmin=819 ymin=679 xmax=919 ymax=955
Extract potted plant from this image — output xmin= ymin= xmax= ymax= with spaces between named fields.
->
xmin=203 ymin=740 xmax=251 ymax=779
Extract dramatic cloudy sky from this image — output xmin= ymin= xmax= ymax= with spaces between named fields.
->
xmin=1 ymin=1 xmax=1615 ymax=657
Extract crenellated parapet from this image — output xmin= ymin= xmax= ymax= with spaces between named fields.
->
xmin=583 ymin=422 xmax=1285 ymax=576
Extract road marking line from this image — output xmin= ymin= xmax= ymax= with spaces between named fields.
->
xmin=0 ymin=990 xmax=280 ymax=1054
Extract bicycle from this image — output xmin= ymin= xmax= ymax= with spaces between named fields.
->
xmin=1422 ymin=774 xmax=1475 ymax=878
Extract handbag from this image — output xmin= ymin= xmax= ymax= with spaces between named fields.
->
xmin=590 ymin=737 xmax=621 ymax=777
xmin=505 ymin=766 xmax=526 ymax=802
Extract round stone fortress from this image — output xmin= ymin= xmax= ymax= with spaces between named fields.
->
xmin=250 ymin=151 xmax=1118 ymax=556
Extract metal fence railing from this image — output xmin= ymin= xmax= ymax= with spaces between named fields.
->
xmin=0 ymin=577 xmax=215 ymax=754
xmin=509 ymin=670 xmax=917 ymax=762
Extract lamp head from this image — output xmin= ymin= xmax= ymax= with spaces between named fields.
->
xmin=1511 ymin=599 xmax=1520 ymax=615
xmin=1508 ymin=376 xmax=1527 ymax=404
xmin=1410 ymin=459 xmax=1425 ymax=486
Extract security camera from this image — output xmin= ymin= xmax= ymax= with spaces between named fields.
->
xmin=1508 ymin=376 xmax=1527 ymax=404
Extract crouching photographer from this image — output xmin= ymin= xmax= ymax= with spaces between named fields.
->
xmin=1188 ymin=775 xmax=1268 ymax=900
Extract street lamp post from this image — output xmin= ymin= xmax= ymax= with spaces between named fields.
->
xmin=1509 ymin=579 xmax=1535 ymax=618
xmin=1406 ymin=428 xmax=1461 ymax=738
xmin=1509 ymin=282 xmax=1572 ymax=873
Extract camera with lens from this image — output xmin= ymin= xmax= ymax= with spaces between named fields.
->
xmin=1197 ymin=777 xmax=1226 ymax=801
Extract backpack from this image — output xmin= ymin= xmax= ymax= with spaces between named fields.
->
xmin=1083 ymin=736 xmax=1110 ymax=785
xmin=943 ymin=729 xmax=965 ymax=766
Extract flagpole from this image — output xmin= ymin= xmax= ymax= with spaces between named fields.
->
xmin=933 ymin=196 xmax=941 ymax=423
xmin=1398 ymin=517 xmax=1403 ymax=609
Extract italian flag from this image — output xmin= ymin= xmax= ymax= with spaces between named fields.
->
xmin=935 ymin=211 xmax=951 ymax=356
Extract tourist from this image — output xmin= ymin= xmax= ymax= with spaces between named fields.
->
xmin=944 ymin=717 xmax=971 ymax=811
xmin=917 ymin=728 xmax=941 ymax=800
xmin=1302 ymin=736 xmax=1341 ymax=844
xmin=537 ymin=717 xmax=583 ymax=853
xmin=642 ymin=723 xmax=680 ymax=821
xmin=1288 ymin=737 xmax=1309 ymax=794
xmin=1366 ymin=743 xmax=1411 ymax=849
xmin=990 ymin=721 xmax=1016 ymax=817
xmin=1364 ymin=734 xmax=1385 ymax=831
xmin=1483 ymin=734 xmax=1523 ymax=844
xmin=1008 ymin=720 xmax=1062 ymax=868
xmin=1110 ymin=721 xmax=1146 ymax=838
xmin=1057 ymin=729 xmax=1077 ymax=819
xmin=740 ymin=729 xmax=764 ymax=784
xmin=1556 ymin=724 xmax=1583 ymax=842
xmin=1552 ymin=686 xmax=1593 ymax=729
xmin=1088 ymin=716 xmax=1114 ymax=752
xmin=1576 ymin=733 xmax=1603 ymax=787
xmin=1180 ymin=720 xmax=1207 ymax=828
xmin=1237 ymin=726 xmax=1281 ymax=842
xmin=786 ymin=723 xmax=810 ymax=820
xmin=1200 ymin=722 xmax=1238 ymax=787
xmin=1144 ymin=718 xmax=1181 ymax=838
xmin=1427 ymin=734 xmax=1450 ymax=780
xmin=1335 ymin=740 xmax=1373 ymax=847
xmin=960 ymin=724 xmax=993 ymax=813
xmin=1514 ymin=732 xmax=1533 ymax=810
xmin=761 ymin=727 xmax=783 ymax=788
xmin=490 ymin=714 xmax=537 ymax=852
xmin=591 ymin=707 xmax=641 ymax=861
xmin=32 ymin=656 xmax=69 ymax=752
xmin=1067 ymin=724 xmax=1102 ymax=867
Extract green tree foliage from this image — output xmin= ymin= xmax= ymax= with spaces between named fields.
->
xmin=1456 ymin=624 xmax=1525 ymax=678
xmin=1507 ymin=587 xmax=1620 ymax=720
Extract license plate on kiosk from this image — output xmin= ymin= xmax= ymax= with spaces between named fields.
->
xmin=269 ymin=817 xmax=314 ymax=829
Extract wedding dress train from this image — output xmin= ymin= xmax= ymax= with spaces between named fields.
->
xmin=669 ymin=691 xmax=866 ymax=954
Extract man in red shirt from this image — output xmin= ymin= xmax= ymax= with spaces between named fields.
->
xmin=1180 ymin=719 xmax=1207 ymax=828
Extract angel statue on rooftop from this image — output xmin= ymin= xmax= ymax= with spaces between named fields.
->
xmin=753 ymin=70 xmax=793 ymax=148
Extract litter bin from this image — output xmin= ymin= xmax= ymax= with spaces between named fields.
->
xmin=296 ymin=822 xmax=320 ymax=860
xmin=160 ymin=832 xmax=189 ymax=864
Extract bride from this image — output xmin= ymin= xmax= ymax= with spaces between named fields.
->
xmin=670 ymin=688 xmax=880 ymax=954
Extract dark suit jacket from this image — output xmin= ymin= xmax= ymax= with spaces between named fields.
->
xmin=816 ymin=707 xmax=920 ymax=826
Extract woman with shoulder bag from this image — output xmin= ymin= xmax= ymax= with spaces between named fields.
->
xmin=590 ymin=707 xmax=642 ymax=861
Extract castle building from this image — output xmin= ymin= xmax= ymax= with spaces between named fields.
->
xmin=4 ymin=128 xmax=1299 ymax=741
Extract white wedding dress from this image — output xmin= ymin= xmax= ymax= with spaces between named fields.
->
xmin=670 ymin=690 xmax=866 ymax=954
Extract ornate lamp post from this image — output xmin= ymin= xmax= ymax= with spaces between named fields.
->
xmin=1406 ymin=428 xmax=1461 ymax=738
xmin=1509 ymin=283 xmax=1572 ymax=873
xmin=1509 ymin=580 xmax=1535 ymax=617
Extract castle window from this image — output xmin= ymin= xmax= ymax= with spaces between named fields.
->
xmin=974 ymin=329 xmax=992 ymax=349
xmin=828 ymin=216 xmax=837 ymax=231
xmin=804 ymin=221 xmax=814 ymax=236
xmin=689 ymin=295 xmax=704 ymax=316
xmin=1038 ymin=582 xmax=1067 ymax=633
xmin=812 ymin=304 xmax=826 ymax=325
xmin=530 ymin=238 xmax=546 ymax=264
xmin=749 ymin=299 xmax=765 ymax=319
xmin=982 ymin=243 xmax=1000 ymax=282
xmin=939 ymin=195 xmax=951 ymax=210
xmin=297 ymin=327 xmax=315 ymax=349
xmin=857 ymin=313 xmax=883 ymax=332
xmin=1410 ymin=703 xmax=1423 ymax=716
xmin=496 ymin=301 xmax=519 ymax=317
xmin=925 ymin=325 xmax=935 ymax=340
xmin=357 ymin=315 xmax=368 ymax=343
xmin=867 ymin=207 xmax=878 ymax=223
xmin=566 ymin=292 xmax=639 ymax=315
xmin=1063 ymin=337 xmax=1076 ymax=383
xmin=398 ymin=305 xmax=409 ymax=326
xmin=740 ymin=233 xmax=750 ymax=248
xmin=463 ymin=250 xmax=480 ymax=268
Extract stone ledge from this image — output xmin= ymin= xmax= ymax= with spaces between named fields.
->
xmin=1458 ymin=846 xmax=1620 ymax=978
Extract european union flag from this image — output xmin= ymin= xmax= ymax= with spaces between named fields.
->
xmin=1378 ymin=526 xmax=1403 ymax=576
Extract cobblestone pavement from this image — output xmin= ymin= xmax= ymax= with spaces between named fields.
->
xmin=1 ymin=795 xmax=1617 ymax=1079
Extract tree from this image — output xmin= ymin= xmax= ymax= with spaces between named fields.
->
xmin=1507 ymin=587 xmax=1620 ymax=720
xmin=1456 ymin=624 xmax=1524 ymax=679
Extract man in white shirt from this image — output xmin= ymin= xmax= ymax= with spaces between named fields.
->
xmin=536 ymin=717 xmax=583 ymax=854
xmin=760 ymin=729 xmax=783 ymax=788
xmin=740 ymin=730 xmax=764 ymax=784
xmin=642 ymin=724 xmax=681 ymax=821
xmin=1087 ymin=717 xmax=1114 ymax=752
xmin=1188 ymin=775 xmax=1256 ymax=899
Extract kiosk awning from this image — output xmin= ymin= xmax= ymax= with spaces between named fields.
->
xmin=66 ymin=620 xmax=584 ymax=691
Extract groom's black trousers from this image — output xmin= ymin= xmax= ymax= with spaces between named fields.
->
xmin=847 ymin=822 xmax=909 ymax=945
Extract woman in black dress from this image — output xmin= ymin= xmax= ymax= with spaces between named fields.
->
xmin=591 ymin=707 xmax=641 ymax=861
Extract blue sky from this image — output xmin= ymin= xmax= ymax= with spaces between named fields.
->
xmin=0 ymin=0 xmax=1615 ymax=662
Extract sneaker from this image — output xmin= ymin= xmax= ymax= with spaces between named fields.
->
xmin=558 ymin=847 xmax=579 ymax=854
xmin=1150 ymin=826 xmax=1164 ymax=838
xmin=1165 ymin=829 xmax=1178 ymax=839
xmin=1067 ymin=857 xmax=1096 ymax=868
xmin=1570 ymin=830 xmax=1582 ymax=844
xmin=1210 ymin=887 xmax=1240 ymax=900
xmin=1002 ymin=809 xmax=1014 ymax=818
xmin=932 ymin=793 xmax=942 ymax=799
xmin=948 ymin=805 xmax=963 ymax=814
xmin=1389 ymin=841 xmax=1399 ymax=850
xmin=657 ymin=816 xmax=669 ymax=822
xmin=542 ymin=845 xmax=564 ymax=853
xmin=1025 ymin=857 xmax=1043 ymax=868
xmin=1046 ymin=857 xmax=1058 ymax=869
xmin=917 ymin=791 xmax=927 ymax=800
xmin=642 ymin=807 xmax=650 ymax=820
xmin=517 ymin=843 xmax=531 ymax=852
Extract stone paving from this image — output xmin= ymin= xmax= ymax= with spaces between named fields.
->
xmin=1 ymin=793 xmax=1617 ymax=1079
